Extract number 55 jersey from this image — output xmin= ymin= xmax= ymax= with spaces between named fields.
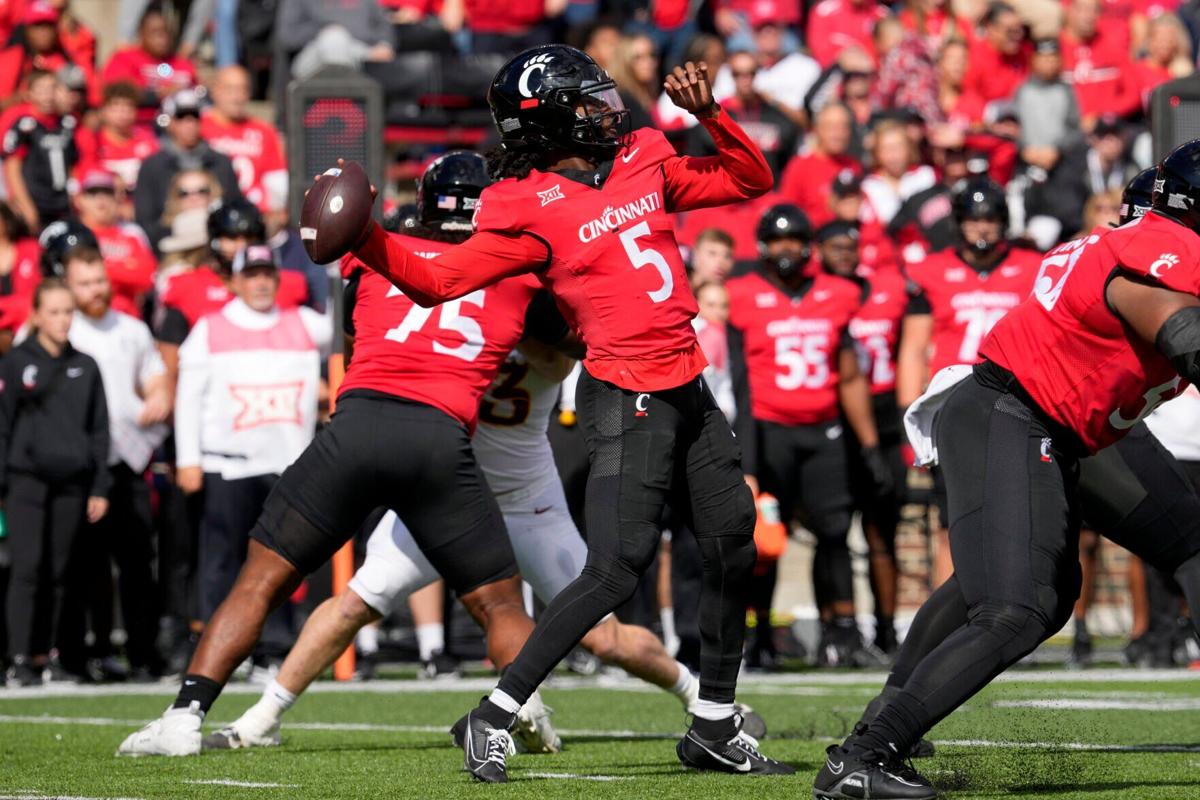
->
xmin=981 ymin=212 xmax=1200 ymax=453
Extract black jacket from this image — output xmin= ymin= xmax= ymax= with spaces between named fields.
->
xmin=133 ymin=140 xmax=243 ymax=252
xmin=0 ymin=337 xmax=110 ymax=496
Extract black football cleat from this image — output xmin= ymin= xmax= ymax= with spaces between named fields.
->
xmin=813 ymin=743 xmax=935 ymax=799
xmin=459 ymin=707 xmax=516 ymax=784
xmin=677 ymin=718 xmax=794 ymax=775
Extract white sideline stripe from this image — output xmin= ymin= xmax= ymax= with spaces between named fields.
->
xmin=935 ymin=739 xmax=1200 ymax=753
xmin=2 ymin=794 xmax=144 ymax=800
xmin=0 ymin=714 xmax=677 ymax=739
xmin=3 ymin=668 xmax=1196 ymax=700
xmin=524 ymin=772 xmax=627 ymax=782
xmin=184 ymin=780 xmax=299 ymax=788
xmin=996 ymin=698 xmax=1200 ymax=711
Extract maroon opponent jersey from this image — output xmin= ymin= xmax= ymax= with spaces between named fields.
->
xmin=727 ymin=270 xmax=862 ymax=425
xmin=981 ymin=213 xmax=1200 ymax=453
xmin=339 ymin=232 xmax=541 ymax=429
xmin=849 ymin=268 xmax=909 ymax=394
xmin=906 ymin=246 xmax=1041 ymax=375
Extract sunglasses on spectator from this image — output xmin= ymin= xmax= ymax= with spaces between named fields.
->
xmin=176 ymin=185 xmax=211 ymax=198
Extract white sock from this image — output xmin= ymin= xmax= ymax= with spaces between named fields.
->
xmin=660 ymin=607 xmax=679 ymax=655
xmin=691 ymin=698 xmax=735 ymax=721
xmin=416 ymin=623 xmax=444 ymax=661
xmin=356 ymin=624 xmax=379 ymax=656
xmin=488 ymin=688 xmax=522 ymax=715
xmin=670 ymin=662 xmax=701 ymax=712
xmin=246 ymin=678 xmax=296 ymax=726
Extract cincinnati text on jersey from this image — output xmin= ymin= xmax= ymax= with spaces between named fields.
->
xmin=578 ymin=191 xmax=663 ymax=243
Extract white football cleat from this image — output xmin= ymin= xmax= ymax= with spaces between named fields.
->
xmin=513 ymin=690 xmax=562 ymax=754
xmin=116 ymin=702 xmax=203 ymax=757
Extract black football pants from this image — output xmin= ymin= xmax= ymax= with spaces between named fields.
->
xmin=497 ymin=368 xmax=757 ymax=705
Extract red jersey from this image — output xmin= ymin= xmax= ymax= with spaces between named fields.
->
xmin=960 ymin=40 xmax=1030 ymax=121
xmin=806 ymin=0 xmax=887 ymax=67
xmin=464 ymin=0 xmax=543 ymax=32
xmin=100 ymin=48 xmax=198 ymax=125
xmin=94 ymin=223 xmax=156 ymax=312
xmin=981 ymin=214 xmax=1198 ymax=452
xmin=75 ymin=125 xmax=159 ymax=189
xmin=905 ymin=246 xmax=1041 ymax=376
xmin=201 ymin=112 xmax=287 ymax=210
xmin=353 ymin=111 xmax=773 ymax=393
xmin=164 ymin=267 xmax=308 ymax=327
xmin=339 ymin=233 xmax=541 ymax=428
xmin=779 ymin=153 xmax=862 ymax=229
xmin=728 ymin=270 xmax=861 ymax=425
xmin=0 ymin=238 xmax=41 ymax=332
xmin=676 ymin=191 xmax=779 ymax=262
xmin=849 ymin=269 xmax=908 ymax=394
xmin=1060 ymin=24 xmax=1139 ymax=120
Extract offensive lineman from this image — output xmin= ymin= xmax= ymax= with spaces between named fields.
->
xmin=340 ymin=47 xmax=790 ymax=780
xmin=813 ymin=142 xmax=1200 ymax=800
xmin=202 ymin=153 xmax=765 ymax=754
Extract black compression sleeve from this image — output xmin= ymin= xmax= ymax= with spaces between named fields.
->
xmin=1155 ymin=306 xmax=1200 ymax=384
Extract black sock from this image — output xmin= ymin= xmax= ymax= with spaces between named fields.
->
xmin=172 ymin=674 xmax=223 ymax=714
xmin=692 ymin=714 xmax=738 ymax=740
xmin=474 ymin=698 xmax=516 ymax=729
xmin=854 ymin=689 xmax=927 ymax=757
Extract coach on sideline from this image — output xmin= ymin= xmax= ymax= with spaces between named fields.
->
xmin=174 ymin=245 xmax=329 ymax=671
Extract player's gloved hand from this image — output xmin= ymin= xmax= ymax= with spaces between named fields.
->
xmin=861 ymin=445 xmax=895 ymax=499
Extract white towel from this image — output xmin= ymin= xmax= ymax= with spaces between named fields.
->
xmin=903 ymin=365 xmax=975 ymax=467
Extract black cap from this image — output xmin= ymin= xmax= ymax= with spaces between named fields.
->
xmin=816 ymin=220 xmax=860 ymax=243
xmin=1093 ymin=115 xmax=1122 ymax=138
xmin=830 ymin=168 xmax=863 ymax=197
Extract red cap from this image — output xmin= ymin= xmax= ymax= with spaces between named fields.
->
xmin=80 ymin=168 xmax=116 ymax=192
xmin=23 ymin=1 xmax=60 ymax=25
xmin=749 ymin=0 xmax=786 ymax=28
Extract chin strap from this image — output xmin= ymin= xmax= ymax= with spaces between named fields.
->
xmin=1156 ymin=305 xmax=1200 ymax=384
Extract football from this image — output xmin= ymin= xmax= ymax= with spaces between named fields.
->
xmin=300 ymin=160 xmax=374 ymax=264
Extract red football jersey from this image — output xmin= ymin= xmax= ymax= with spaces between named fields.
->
xmin=849 ymin=269 xmax=908 ymax=395
xmin=0 ymin=238 xmax=41 ymax=331
xmin=981 ymin=214 xmax=1198 ymax=453
xmin=201 ymin=112 xmax=287 ymax=210
xmin=728 ymin=270 xmax=861 ymax=425
xmin=94 ymin=223 xmax=156 ymax=312
xmin=905 ymin=246 xmax=1041 ymax=376
xmin=75 ymin=126 xmax=159 ymax=189
xmin=339 ymin=232 xmax=541 ymax=428
xmin=163 ymin=269 xmax=233 ymax=326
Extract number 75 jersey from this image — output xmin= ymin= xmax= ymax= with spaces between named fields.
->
xmin=339 ymin=233 xmax=542 ymax=429
xmin=473 ymin=128 xmax=706 ymax=392
xmin=981 ymin=213 xmax=1200 ymax=453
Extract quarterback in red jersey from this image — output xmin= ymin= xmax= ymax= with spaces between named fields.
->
xmin=896 ymin=177 xmax=1040 ymax=583
xmin=344 ymin=46 xmax=787 ymax=780
xmin=727 ymin=207 xmax=891 ymax=670
xmin=815 ymin=145 xmax=1200 ymax=800
xmin=820 ymin=220 xmax=910 ymax=656
xmin=118 ymin=152 xmax=567 ymax=759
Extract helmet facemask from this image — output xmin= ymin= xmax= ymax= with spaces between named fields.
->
xmin=568 ymin=82 xmax=631 ymax=158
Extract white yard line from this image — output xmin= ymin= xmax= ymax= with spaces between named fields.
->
xmin=1 ymin=794 xmax=145 ymax=800
xmin=183 ymin=780 xmax=300 ymax=788
xmin=995 ymin=698 xmax=1200 ymax=711
xmin=523 ymin=772 xmax=628 ymax=781
xmin=934 ymin=739 xmax=1200 ymax=753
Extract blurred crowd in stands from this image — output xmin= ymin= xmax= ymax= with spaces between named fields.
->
xmin=0 ymin=0 xmax=1196 ymax=687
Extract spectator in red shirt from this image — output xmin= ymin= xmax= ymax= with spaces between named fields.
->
xmin=100 ymin=7 xmax=198 ymax=128
xmin=73 ymin=169 xmax=156 ymax=318
xmin=0 ymin=200 xmax=42 ymax=344
xmin=1130 ymin=13 xmax=1193 ymax=112
xmin=936 ymin=38 xmax=971 ymax=123
xmin=780 ymin=103 xmax=862 ymax=227
xmin=899 ymin=0 xmax=973 ymax=49
xmin=713 ymin=0 xmax=802 ymax=55
xmin=0 ymin=1 xmax=86 ymax=106
xmin=959 ymin=2 xmax=1030 ymax=123
xmin=807 ymin=0 xmax=887 ymax=68
xmin=464 ymin=0 xmax=562 ymax=54
xmin=1059 ymin=0 xmax=1139 ymax=127
xmin=201 ymin=66 xmax=288 ymax=213
xmin=74 ymin=81 xmax=159 ymax=195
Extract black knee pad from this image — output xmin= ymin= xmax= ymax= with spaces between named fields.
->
xmin=809 ymin=510 xmax=852 ymax=546
xmin=696 ymin=531 xmax=757 ymax=585
xmin=579 ymin=559 xmax=643 ymax=606
xmin=967 ymin=601 xmax=1053 ymax=659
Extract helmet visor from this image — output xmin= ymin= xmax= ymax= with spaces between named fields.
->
xmin=576 ymin=84 xmax=630 ymax=146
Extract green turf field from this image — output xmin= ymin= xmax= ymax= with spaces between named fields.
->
xmin=2 ymin=669 xmax=1199 ymax=799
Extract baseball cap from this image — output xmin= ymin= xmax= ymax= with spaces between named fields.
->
xmin=748 ymin=0 xmax=786 ymax=28
xmin=816 ymin=220 xmax=860 ymax=243
xmin=160 ymin=88 xmax=203 ymax=119
xmin=232 ymin=244 xmax=277 ymax=274
xmin=1093 ymin=114 xmax=1122 ymax=138
xmin=831 ymin=169 xmax=863 ymax=197
xmin=159 ymin=208 xmax=209 ymax=253
xmin=80 ymin=169 xmax=116 ymax=193
xmin=23 ymin=1 xmax=59 ymax=25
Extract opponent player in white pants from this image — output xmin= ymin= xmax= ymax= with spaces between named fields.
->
xmin=205 ymin=343 xmax=765 ymax=753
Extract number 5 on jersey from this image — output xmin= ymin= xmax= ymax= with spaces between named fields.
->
xmin=385 ymin=285 xmax=486 ymax=361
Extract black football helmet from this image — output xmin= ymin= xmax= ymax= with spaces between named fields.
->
xmin=1119 ymin=166 xmax=1156 ymax=226
xmin=383 ymin=202 xmax=420 ymax=234
xmin=757 ymin=204 xmax=813 ymax=278
xmin=39 ymin=219 xmax=98 ymax=277
xmin=953 ymin=177 xmax=1008 ymax=253
xmin=488 ymin=44 xmax=630 ymax=160
xmin=416 ymin=150 xmax=491 ymax=232
xmin=1152 ymin=138 xmax=1200 ymax=232
xmin=208 ymin=198 xmax=266 ymax=246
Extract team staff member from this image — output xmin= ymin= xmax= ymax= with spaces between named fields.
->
xmin=896 ymin=178 xmax=1041 ymax=585
xmin=816 ymin=141 xmax=1200 ymax=800
xmin=727 ymin=207 xmax=892 ymax=669
xmin=1 ymin=279 xmax=109 ymax=686
xmin=343 ymin=47 xmax=788 ymax=779
xmin=819 ymin=220 xmax=910 ymax=655
xmin=174 ymin=245 xmax=330 ymax=670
